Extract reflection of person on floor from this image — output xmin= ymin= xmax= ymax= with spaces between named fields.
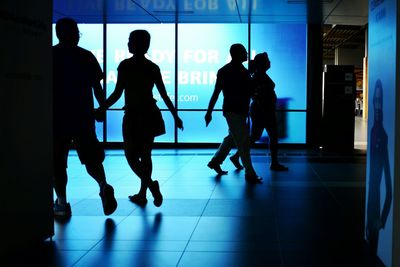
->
xmin=231 ymin=52 xmax=288 ymax=171
xmin=98 ymin=30 xmax=183 ymax=207
xmin=205 ymin=43 xmax=262 ymax=184
xmin=53 ymin=17 xmax=117 ymax=217
xmin=366 ymin=79 xmax=392 ymax=254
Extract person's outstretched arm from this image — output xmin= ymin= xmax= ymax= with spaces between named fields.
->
xmin=103 ymin=78 xmax=124 ymax=109
xmin=155 ymin=73 xmax=183 ymax=130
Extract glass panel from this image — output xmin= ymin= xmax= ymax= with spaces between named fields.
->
xmin=178 ymin=111 xmax=228 ymax=143
xmin=106 ymin=24 xmax=175 ymax=109
xmin=250 ymin=24 xmax=307 ymax=145
xmin=178 ymin=111 xmax=305 ymax=144
xmin=178 ymin=24 xmax=248 ymax=110
xmin=106 ymin=110 xmax=174 ymax=143
xmin=106 ymin=110 xmax=123 ymax=142
xmin=157 ymin=111 xmax=175 ymax=143
xmin=52 ymin=23 xmax=308 ymax=145
xmin=254 ymin=111 xmax=306 ymax=144
xmin=250 ymin=24 xmax=307 ymax=110
xmin=95 ymin=121 xmax=103 ymax=142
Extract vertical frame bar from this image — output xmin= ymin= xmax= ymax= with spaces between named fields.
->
xmin=102 ymin=0 xmax=108 ymax=142
xmin=174 ymin=3 xmax=179 ymax=144
xmin=248 ymin=0 xmax=252 ymax=59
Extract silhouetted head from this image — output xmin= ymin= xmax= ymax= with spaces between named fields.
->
xmin=128 ymin=30 xmax=151 ymax=56
xmin=55 ymin=17 xmax=80 ymax=46
xmin=373 ymin=79 xmax=383 ymax=123
xmin=229 ymin=43 xmax=247 ymax=63
xmin=254 ymin=52 xmax=271 ymax=72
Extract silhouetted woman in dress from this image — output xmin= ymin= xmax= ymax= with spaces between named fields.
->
xmin=100 ymin=30 xmax=183 ymax=207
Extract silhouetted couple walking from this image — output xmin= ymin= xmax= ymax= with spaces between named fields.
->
xmin=53 ymin=18 xmax=182 ymax=217
xmin=205 ymin=45 xmax=287 ymax=183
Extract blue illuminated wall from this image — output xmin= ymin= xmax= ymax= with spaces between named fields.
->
xmin=365 ymin=0 xmax=397 ymax=265
xmin=52 ymin=23 xmax=307 ymax=144
xmin=251 ymin=24 xmax=307 ymax=144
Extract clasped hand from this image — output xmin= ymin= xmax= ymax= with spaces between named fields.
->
xmin=94 ymin=106 xmax=106 ymax=122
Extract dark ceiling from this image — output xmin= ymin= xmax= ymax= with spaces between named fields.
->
xmin=323 ymin=24 xmax=366 ymax=61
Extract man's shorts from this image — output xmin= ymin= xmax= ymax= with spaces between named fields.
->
xmin=54 ymin=130 xmax=105 ymax=169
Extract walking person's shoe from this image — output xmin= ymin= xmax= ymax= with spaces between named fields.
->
xmin=230 ymin=154 xmax=244 ymax=170
xmin=54 ymin=199 xmax=72 ymax=217
xmin=128 ymin=194 xmax=148 ymax=207
xmin=207 ymin=160 xmax=228 ymax=175
xmin=100 ymin=184 xmax=118 ymax=215
xmin=149 ymin=180 xmax=163 ymax=207
xmin=245 ymin=173 xmax=263 ymax=184
xmin=270 ymin=163 xmax=289 ymax=171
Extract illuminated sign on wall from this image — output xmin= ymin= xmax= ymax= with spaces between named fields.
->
xmin=53 ymin=23 xmax=307 ymax=143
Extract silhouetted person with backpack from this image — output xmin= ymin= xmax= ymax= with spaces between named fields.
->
xmin=53 ymin=17 xmax=117 ymax=217
xmin=98 ymin=30 xmax=183 ymax=207
xmin=205 ymin=44 xmax=262 ymax=183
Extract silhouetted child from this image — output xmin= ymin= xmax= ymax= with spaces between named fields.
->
xmin=53 ymin=17 xmax=117 ymax=217
xmin=99 ymin=30 xmax=183 ymax=207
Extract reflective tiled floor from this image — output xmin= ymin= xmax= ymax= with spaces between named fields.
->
xmin=6 ymin=149 xmax=385 ymax=267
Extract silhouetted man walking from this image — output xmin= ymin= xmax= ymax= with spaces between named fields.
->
xmin=205 ymin=43 xmax=262 ymax=183
xmin=53 ymin=17 xmax=117 ymax=217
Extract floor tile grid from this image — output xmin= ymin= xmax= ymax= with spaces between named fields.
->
xmin=293 ymin=160 xmax=368 ymax=267
xmin=53 ymin=214 xmax=144 ymax=266
xmin=174 ymin=181 xmax=220 ymax=267
xmin=309 ymin=160 xmax=367 ymax=227
xmin=56 ymin=151 xmax=192 ymax=266
xmin=48 ymin=150 xmax=377 ymax=267
xmin=145 ymin=152 xmax=213 ymax=266
xmin=6 ymin=149 xmax=386 ymax=267
xmin=268 ymin=157 xmax=350 ymax=267
xmin=170 ymin=152 xmax=269 ymax=265
xmin=255 ymin=154 xmax=286 ymax=267
xmin=269 ymin=182 xmax=286 ymax=267
xmin=178 ymin=153 xmax=284 ymax=267
xmin=52 ymin=153 xmax=145 ymax=266
xmin=67 ymin=153 xmax=215 ymax=267
xmin=269 ymin=173 xmax=307 ymax=267
xmin=153 ymin=151 xmax=283 ymax=266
